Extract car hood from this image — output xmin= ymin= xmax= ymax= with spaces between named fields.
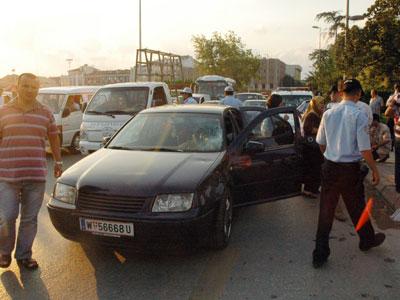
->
xmin=60 ymin=149 xmax=224 ymax=197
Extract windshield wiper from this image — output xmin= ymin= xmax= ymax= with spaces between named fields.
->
xmin=141 ymin=147 xmax=183 ymax=152
xmin=107 ymin=146 xmax=134 ymax=150
xmin=86 ymin=110 xmax=116 ymax=118
xmin=104 ymin=110 xmax=130 ymax=115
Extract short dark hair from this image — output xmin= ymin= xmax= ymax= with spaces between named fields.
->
xmin=17 ymin=73 xmax=38 ymax=86
xmin=329 ymin=84 xmax=338 ymax=94
xmin=343 ymin=79 xmax=362 ymax=96
xmin=267 ymin=94 xmax=283 ymax=108
xmin=225 ymin=91 xmax=234 ymax=96
xmin=395 ymin=83 xmax=400 ymax=91
xmin=372 ymin=113 xmax=380 ymax=122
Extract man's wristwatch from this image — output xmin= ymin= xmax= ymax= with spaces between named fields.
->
xmin=55 ymin=161 xmax=63 ymax=166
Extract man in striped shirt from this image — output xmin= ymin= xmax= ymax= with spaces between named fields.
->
xmin=0 ymin=73 xmax=62 ymax=270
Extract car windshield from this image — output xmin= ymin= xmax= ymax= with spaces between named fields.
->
xmin=237 ymin=94 xmax=263 ymax=101
xmin=108 ymin=113 xmax=224 ymax=152
xmin=281 ymin=95 xmax=312 ymax=107
xmin=197 ymin=81 xmax=227 ymax=100
xmin=86 ymin=87 xmax=149 ymax=114
xmin=37 ymin=93 xmax=65 ymax=114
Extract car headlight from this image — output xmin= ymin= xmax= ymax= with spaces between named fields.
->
xmin=53 ymin=183 xmax=76 ymax=204
xmin=152 ymin=193 xmax=194 ymax=212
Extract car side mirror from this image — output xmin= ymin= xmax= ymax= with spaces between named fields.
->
xmin=102 ymin=136 xmax=111 ymax=147
xmin=62 ymin=108 xmax=71 ymax=118
xmin=244 ymin=140 xmax=264 ymax=154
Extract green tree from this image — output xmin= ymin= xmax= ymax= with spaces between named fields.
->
xmin=315 ymin=11 xmax=345 ymax=41
xmin=192 ymin=31 xmax=260 ymax=89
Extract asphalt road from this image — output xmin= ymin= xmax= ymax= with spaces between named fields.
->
xmin=0 ymin=153 xmax=399 ymax=300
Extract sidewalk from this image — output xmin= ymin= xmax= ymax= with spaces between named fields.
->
xmin=365 ymin=153 xmax=400 ymax=211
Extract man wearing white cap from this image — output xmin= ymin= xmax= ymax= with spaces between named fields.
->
xmin=181 ymin=87 xmax=197 ymax=104
xmin=220 ymin=86 xmax=242 ymax=108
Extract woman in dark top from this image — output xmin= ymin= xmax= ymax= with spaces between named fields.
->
xmin=302 ymin=96 xmax=325 ymax=198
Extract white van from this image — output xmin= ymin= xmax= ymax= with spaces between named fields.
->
xmin=79 ymin=82 xmax=172 ymax=155
xmin=37 ymin=86 xmax=100 ymax=152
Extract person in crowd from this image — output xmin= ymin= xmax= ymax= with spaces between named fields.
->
xmin=220 ymin=86 xmax=242 ymax=108
xmin=385 ymin=84 xmax=400 ymax=151
xmin=0 ymin=73 xmax=62 ymax=270
xmin=370 ymin=114 xmax=391 ymax=162
xmin=302 ymin=96 xmax=325 ymax=198
xmin=0 ymin=88 xmax=3 ymax=105
xmin=386 ymin=83 xmax=400 ymax=191
xmin=267 ymin=94 xmax=283 ymax=109
xmin=180 ymin=87 xmax=198 ymax=105
xmin=369 ymin=89 xmax=384 ymax=117
xmin=325 ymin=84 xmax=341 ymax=110
xmin=313 ymin=79 xmax=385 ymax=269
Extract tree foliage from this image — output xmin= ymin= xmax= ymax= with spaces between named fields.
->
xmin=307 ymin=0 xmax=400 ymax=93
xmin=192 ymin=31 xmax=260 ymax=89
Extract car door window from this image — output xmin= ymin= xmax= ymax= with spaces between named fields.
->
xmin=152 ymin=87 xmax=167 ymax=107
xmin=249 ymin=113 xmax=295 ymax=148
xmin=66 ymin=95 xmax=82 ymax=113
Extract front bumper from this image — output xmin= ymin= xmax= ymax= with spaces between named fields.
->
xmin=47 ymin=200 xmax=216 ymax=247
xmin=79 ymin=140 xmax=102 ymax=155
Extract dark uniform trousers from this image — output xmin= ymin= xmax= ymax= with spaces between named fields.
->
xmin=314 ymin=160 xmax=375 ymax=258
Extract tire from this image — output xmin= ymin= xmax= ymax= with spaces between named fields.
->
xmin=208 ymin=190 xmax=233 ymax=250
xmin=69 ymin=132 xmax=80 ymax=154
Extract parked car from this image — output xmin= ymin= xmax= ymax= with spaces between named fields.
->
xmin=48 ymin=105 xmax=303 ymax=249
xmin=193 ymin=93 xmax=211 ymax=104
xmin=272 ymin=90 xmax=313 ymax=107
xmin=37 ymin=86 xmax=100 ymax=153
xmin=202 ymin=100 xmax=222 ymax=105
xmin=236 ymin=93 xmax=266 ymax=102
xmin=243 ymin=99 xmax=268 ymax=108
xmin=79 ymin=82 xmax=173 ymax=155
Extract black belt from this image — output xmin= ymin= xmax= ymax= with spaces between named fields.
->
xmin=325 ymin=159 xmax=360 ymax=167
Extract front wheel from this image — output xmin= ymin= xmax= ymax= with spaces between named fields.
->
xmin=208 ymin=191 xmax=233 ymax=250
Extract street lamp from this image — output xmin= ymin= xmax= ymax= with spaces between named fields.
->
xmin=139 ymin=0 xmax=142 ymax=50
xmin=312 ymin=26 xmax=323 ymax=93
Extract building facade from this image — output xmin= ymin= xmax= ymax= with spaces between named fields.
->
xmin=249 ymin=58 xmax=287 ymax=91
xmin=285 ymin=64 xmax=302 ymax=82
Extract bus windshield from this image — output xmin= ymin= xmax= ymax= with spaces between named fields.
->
xmin=197 ymin=81 xmax=227 ymax=100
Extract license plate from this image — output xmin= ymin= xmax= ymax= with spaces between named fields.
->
xmin=79 ymin=218 xmax=134 ymax=237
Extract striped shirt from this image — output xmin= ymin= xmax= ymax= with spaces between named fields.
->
xmin=0 ymin=100 xmax=58 ymax=182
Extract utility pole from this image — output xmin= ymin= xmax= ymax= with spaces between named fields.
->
xmin=139 ymin=0 xmax=142 ymax=51
xmin=344 ymin=0 xmax=350 ymax=79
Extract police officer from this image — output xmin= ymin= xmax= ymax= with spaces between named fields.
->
xmin=313 ymin=79 xmax=385 ymax=268
xmin=220 ymin=86 xmax=242 ymax=108
xmin=181 ymin=87 xmax=197 ymax=105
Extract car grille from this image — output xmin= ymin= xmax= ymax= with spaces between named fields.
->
xmin=78 ymin=192 xmax=147 ymax=214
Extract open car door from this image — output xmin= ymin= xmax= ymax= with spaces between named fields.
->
xmin=229 ymin=106 xmax=303 ymax=207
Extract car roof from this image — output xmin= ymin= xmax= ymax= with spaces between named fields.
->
xmin=272 ymin=90 xmax=313 ymax=96
xmin=101 ymin=82 xmax=167 ymax=89
xmin=237 ymin=93 xmax=264 ymax=96
xmin=39 ymin=86 xmax=101 ymax=94
xmin=141 ymin=104 xmax=229 ymax=115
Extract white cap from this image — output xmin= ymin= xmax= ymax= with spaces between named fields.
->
xmin=181 ymin=87 xmax=193 ymax=94
xmin=224 ymin=86 xmax=234 ymax=92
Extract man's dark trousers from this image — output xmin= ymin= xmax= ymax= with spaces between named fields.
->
xmin=314 ymin=160 xmax=375 ymax=259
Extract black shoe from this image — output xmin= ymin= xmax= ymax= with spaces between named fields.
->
xmin=359 ymin=233 xmax=386 ymax=252
xmin=312 ymin=250 xmax=328 ymax=269
xmin=377 ymin=155 xmax=389 ymax=163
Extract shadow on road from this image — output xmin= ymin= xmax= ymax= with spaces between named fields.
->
xmin=1 ymin=269 xmax=50 ymax=299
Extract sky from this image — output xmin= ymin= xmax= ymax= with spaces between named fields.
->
xmin=0 ymin=0 xmax=375 ymax=79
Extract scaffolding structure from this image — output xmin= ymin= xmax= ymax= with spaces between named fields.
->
xmin=134 ymin=49 xmax=184 ymax=82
